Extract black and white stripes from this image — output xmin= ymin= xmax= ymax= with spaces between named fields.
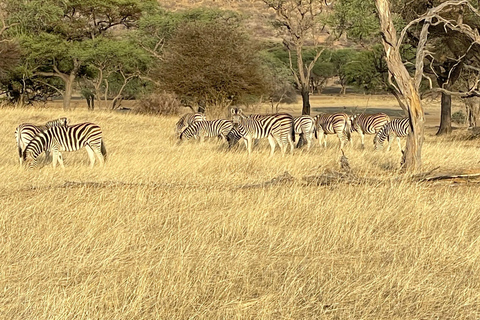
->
xmin=15 ymin=117 xmax=69 ymax=166
xmin=314 ymin=113 xmax=351 ymax=149
xmin=175 ymin=113 xmax=206 ymax=137
xmin=23 ymin=122 xmax=107 ymax=168
xmin=374 ymin=118 xmax=410 ymax=151
xmin=351 ymin=113 xmax=390 ymax=147
xmin=179 ymin=119 xmax=234 ymax=142
xmin=231 ymin=108 xmax=295 ymax=156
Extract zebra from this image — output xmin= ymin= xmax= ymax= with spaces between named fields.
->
xmin=179 ymin=119 xmax=234 ymax=143
xmin=225 ymin=114 xmax=268 ymax=148
xmin=313 ymin=113 xmax=351 ymax=149
xmin=294 ymin=115 xmax=317 ymax=150
xmin=374 ymin=117 xmax=410 ymax=151
xmin=23 ymin=122 xmax=107 ymax=169
xmin=230 ymin=108 xmax=295 ymax=156
xmin=175 ymin=113 xmax=206 ymax=137
xmin=350 ymin=113 xmax=390 ymax=148
xmin=226 ymin=124 xmax=247 ymax=149
xmin=15 ymin=117 xmax=69 ymax=166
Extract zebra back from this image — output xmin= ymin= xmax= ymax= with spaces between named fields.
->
xmin=231 ymin=108 xmax=295 ymax=141
xmin=314 ymin=113 xmax=351 ymax=138
xmin=46 ymin=117 xmax=69 ymax=128
xmin=351 ymin=113 xmax=390 ymax=134
xmin=294 ymin=115 xmax=316 ymax=135
xmin=175 ymin=113 xmax=206 ymax=135
xmin=179 ymin=119 xmax=233 ymax=140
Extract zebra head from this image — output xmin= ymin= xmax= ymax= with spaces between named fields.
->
xmin=231 ymin=108 xmax=247 ymax=125
xmin=22 ymin=149 xmax=38 ymax=169
xmin=179 ymin=123 xmax=199 ymax=141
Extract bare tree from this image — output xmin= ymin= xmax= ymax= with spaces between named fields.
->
xmin=262 ymin=0 xmax=329 ymax=115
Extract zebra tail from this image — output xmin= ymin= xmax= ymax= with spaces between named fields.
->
xmin=101 ymin=139 xmax=107 ymax=162
xmin=291 ymin=123 xmax=296 ymax=143
xmin=345 ymin=119 xmax=352 ymax=141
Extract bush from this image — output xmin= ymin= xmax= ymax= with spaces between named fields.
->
xmin=136 ymin=91 xmax=182 ymax=116
xmin=452 ymin=110 xmax=466 ymax=124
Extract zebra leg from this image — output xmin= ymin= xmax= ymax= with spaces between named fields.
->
xmin=275 ymin=135 xmax=288 ymax=156
xmin=337 ymin=133 xmax=345 ymax=150
xmin=268 ymin=135 xmax=277 ymax=156
xmin=288 ymin=132 xmax=295 ymax=153
xmin=85 ymin=145 xmax=96 ymax=168
xmin=360 ymin=132 xmax=365 ymax=149
xmin=246 ymin=136 xmax=253 ymax=154
xmin=306 ymin=132 xmax=313 ymax=150
xmin=396 ymin=137 xmax=402 ymax=151
xmin=386 ymin=135 xmax=392 ymax=152
xmin=318 ymin=130 xmax=326 ymax=148
xmin=57 ymin=152 xmax=65 ymax=169
xmin=93 ymin=144 xmax=105 ymax=167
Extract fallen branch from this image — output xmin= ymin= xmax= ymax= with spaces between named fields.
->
xmin=237 ymin=171 xmax=296 ymax=189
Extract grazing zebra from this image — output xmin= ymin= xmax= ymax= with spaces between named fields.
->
xmin=294 ymin=115 xmax=317 ymax=150
xmin=23 ymin=122 xmax=106 ymax=169
xmin=374 ymin=117 xmax=410 ymax=151
xmin=230 ymin=108 xmax=295 ymax=156
xmin=226 ymin=124 xmax=247 ymax=149
xmin=175 ymin=113 xmax=206 ymax=137
xmin=314 ymin=113 xmax=351 ymax=149
xmin=351 ymin=113 xmax=390 ymax=148
xmin=15 ymin=117 xmax=69 ymax=166
xmin=179 ymin=119 xmax=234 ymax=143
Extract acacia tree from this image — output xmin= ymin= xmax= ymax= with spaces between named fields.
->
xmin=80 ymin=38 xmax=151 ymax=109
xmin=4 ymin=0 xmax=145 ymax=110
xmin=262 ymin=0 xmax=329 ymax=115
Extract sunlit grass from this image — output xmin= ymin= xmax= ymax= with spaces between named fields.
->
xmin=1 ymin=102 xmax=480 ymax=319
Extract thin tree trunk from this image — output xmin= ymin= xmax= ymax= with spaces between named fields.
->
xmin=301 ymin=88 xmax=310 ymax=115
xmin=63 ymin=76 xmax=74 ymax=111
xmin=436 ymin=92 xmax=452 ymax=135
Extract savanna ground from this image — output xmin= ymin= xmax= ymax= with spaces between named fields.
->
xmin=1 ymin=94 xmax=480 ymax=319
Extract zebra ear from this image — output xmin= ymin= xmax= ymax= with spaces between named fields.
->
xmin=230 ymin=108 xmax=236 ymax=115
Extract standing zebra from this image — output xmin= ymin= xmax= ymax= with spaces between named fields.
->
xmin=175 ymin=113 xmax=206 ymax=137
xmin=351 ymin=113 xmax=390 ymax=148
xmin=314 ymin=113 xmax=351 ymax=149
xmin=179 ymin=119 xmax=234 ymax=143
xmin=374 ymin=117 xmax=410 ymax=151
xmin=15 ymin=117 xmax=69 ymax=166
xmin=294 ymin=115 xmax=317 ymax=150
xmin=230 ymin=108 xmax=295 ymax=156
xmin=23 ymin=122 xmax=106 ymax=169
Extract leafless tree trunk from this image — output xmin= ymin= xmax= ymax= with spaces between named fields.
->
xmin=375 ymin=0 xmax=426 ymax=171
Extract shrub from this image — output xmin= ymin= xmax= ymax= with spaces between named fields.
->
xmin=452 ymin=110 xmax=466 ymax=124
xmin=136 ymin=91 xmax=182 ymax=116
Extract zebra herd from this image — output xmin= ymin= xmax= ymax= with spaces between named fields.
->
xmin=15 ymin=117 xmax=107 ymax=169
xmin=176 ymin=109 xmax=411 ymax=155
xmin=14 ymin=110 xmax=409 ymax=169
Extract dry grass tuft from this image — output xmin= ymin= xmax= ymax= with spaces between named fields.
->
xmin=1 ymin=97 xmax=480 ymax=319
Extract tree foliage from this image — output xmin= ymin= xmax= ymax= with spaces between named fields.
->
xmin=155 ymin=20 xmax=269 ymax=114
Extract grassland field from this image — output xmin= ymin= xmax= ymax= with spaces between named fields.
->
xmin=1 ymin=94 xmax=480 ymax=319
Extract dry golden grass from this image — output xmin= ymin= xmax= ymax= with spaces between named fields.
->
xmin=1 ymin=96 xmax=480 ymax=319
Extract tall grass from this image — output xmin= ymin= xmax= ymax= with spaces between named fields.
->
xmin=1 ymin=104 xmax=480 ymax=319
